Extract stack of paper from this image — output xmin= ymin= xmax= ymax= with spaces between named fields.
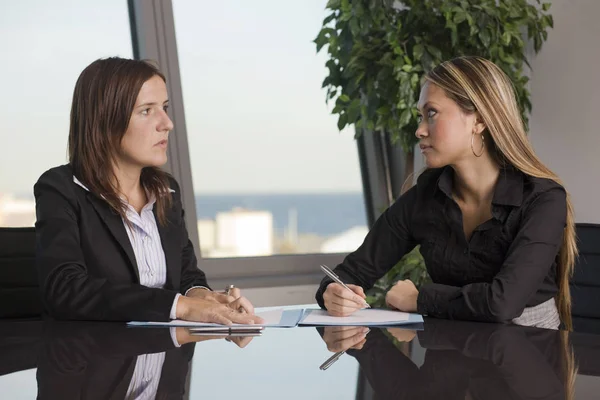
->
xmin=127 ymin=308 xmax=424 ymax=329
xmin=298 ymin=308 xmax=423 ymax=326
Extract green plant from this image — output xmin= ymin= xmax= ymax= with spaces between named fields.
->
xmin=315 ymin=0 xmax=553 ymax=155
xmin=315 ymin=0 xmax=553 ymax=299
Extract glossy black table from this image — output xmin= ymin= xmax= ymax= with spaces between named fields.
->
xmin=1 ymin=306 xmax=600 ymax=399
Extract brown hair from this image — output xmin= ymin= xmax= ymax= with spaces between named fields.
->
xmin=425 ymin=56 xmax=577 ymax=330
xmin=68 ymin=57 xmax=172 ymax=225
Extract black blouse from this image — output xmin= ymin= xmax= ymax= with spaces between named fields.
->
xmin=315 ymin=166 xmax=567 ymax=323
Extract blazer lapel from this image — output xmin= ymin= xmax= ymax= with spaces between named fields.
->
xmin=87 ymin=193 xmax=140 ymax=283
xmin=154 ymin=206 xmax=180 ymax=291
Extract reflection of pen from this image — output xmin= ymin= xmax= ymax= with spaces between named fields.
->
xmin=190 ymin=331 xmax=263 ymax=337
xmin=189 ymin=326 xmax=264 ymax=334
xmin=320 ymin=265 xmax=371 ymax=309
xmin=319 ymin=351 xmax=345 ymax=370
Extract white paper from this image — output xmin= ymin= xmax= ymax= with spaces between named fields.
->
xmin=300 ymin=309 xmax=412 ymax=326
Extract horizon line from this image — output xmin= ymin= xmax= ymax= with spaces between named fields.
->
xmin=194 ymin=190 xmax=364 ymax=196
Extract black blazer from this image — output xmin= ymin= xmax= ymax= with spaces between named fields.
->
xmin=37 ymin=321 xmax=194 ymax=400
xmin=34 ymin=165 xmax=209 ymax=321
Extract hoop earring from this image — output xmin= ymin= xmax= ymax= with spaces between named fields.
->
xmin=471 ymin=133 xmax=484 ymax=157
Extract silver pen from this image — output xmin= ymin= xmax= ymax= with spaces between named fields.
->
xmin=320 ymin=264 xmax=370 ymax=308
xmin=319 ymin=350 xmax=345 ymax=370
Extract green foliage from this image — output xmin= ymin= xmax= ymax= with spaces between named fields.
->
xmin=315 ymin=0 xmax=553 ymax=154
xmin=365 ymin=245 xmax=431 ymax=307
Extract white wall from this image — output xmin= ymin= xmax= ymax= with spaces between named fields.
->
xmin=529 ymin=0 xmax=600 ymax=223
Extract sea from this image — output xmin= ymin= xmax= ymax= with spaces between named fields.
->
xmin=195 ymin=192 xmax=367 ymax=237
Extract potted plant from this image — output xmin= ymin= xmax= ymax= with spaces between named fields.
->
xmin=315 ymin=0 xmax=554 ymax=306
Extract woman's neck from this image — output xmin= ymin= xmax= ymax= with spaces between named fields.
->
xmin=112 ymin=162 xmax=145 ymax=207
xmin=451 ymin=153 xmax=500 ymax=205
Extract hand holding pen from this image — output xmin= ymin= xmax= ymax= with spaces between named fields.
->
xmin=321 ymin=264 xmax=371 ymax=317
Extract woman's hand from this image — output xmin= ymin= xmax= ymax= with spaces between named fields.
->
xmin=176 ymin=296 xmax=264 ymax=325
xmin=323 ymin=283 xmax=369 ymax=317
xmin=386 ymin=328 xmax=417 ymax=343
xmin=322 ymin=326 xmax=370 ymax=352
xmin=186 ymin=287 xmax=254 ymax=314
xmin=385 ymin=280 xmax=419 ymax=313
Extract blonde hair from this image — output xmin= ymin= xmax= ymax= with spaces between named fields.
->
xmin=560 ymin=330 xmax=578 ymax=400
xmin=424 ymin=56 xmax=577 ymax=330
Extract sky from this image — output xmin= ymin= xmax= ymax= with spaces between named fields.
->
xmin=0 ymin=0 xmax=363 ymax=196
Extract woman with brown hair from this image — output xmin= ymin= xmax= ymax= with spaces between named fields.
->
xmin=35 ymin=57 xmax=263 ymax=325
xmin=316 ymin=56 xmax=577 ymax=330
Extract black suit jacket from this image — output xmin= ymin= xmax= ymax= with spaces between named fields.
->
xmin=36 ymin=321 xmax=194 ymax=400
xmin=34 ymin=165 xmax=209 ymax=321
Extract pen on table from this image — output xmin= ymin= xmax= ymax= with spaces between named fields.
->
xmin=320 ymin=264 xmax=371 ymax=309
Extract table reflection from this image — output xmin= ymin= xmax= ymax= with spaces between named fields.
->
xmin=0 ymin=314 xmax=597 ymax=399
xmin=341 ymin=319 xmax=575 ymax=400
xmin=35 ymin=321 xmax=256 ymax=399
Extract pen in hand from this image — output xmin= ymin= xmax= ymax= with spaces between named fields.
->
xmin=320 ymin=264 xmax=371 ymax=309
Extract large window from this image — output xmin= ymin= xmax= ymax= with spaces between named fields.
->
xmin=173 ymin=0 xmax=367 ymax=258
xmin=0 ymin=0 xmax=132 ymax=227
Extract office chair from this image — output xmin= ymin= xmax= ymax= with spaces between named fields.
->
xmin=0 ymin=227 xmax=42 ymax=318
xmin=571 ymin=223 xmax=600 ymax=333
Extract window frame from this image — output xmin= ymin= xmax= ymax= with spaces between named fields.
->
xmin=127 ymin=0 xmax=403 ymax=288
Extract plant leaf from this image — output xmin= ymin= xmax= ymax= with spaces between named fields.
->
xmin=337 ymin=113 xmax=348 ymax=130
xmin=326 ymin=0 xmax=341 ymax=9
xmin=478 ymin=29 xmax=491 ymax=48
xmin=413 ymin=43 xmax=424 ymax=60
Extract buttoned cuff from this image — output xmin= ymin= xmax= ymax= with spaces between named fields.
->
xmin=184 ymin=286 xmax=211 ymax=296
xmin=169 ymin=295 xmax=182 ymax=347
xmin=170 ymin=293 xmax=181 ymax=320
xmin=169 ymin=327 xmax=181 ymax=348
xmin=417 ymin=283 xmax=461 ymax=318
xmin=417 ymin=289 xmax=432 ymax=316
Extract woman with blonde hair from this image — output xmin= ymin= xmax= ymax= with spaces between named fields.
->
xmin=316 ymin=56 xmax=577 ymax=330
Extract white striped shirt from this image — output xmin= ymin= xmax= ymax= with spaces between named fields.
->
xmin=122 ymin=197 xmax=168 ymax=291
xmin=125 ymin=351 xmax=166 ymax=400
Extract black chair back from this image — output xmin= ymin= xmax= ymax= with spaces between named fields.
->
xmin=0 ymin=227 xmax=42 ymax=318
xmin=571 ymin=223 xmax=600 ymax=333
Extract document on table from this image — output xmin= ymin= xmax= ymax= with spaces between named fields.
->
xmin=299 ymin=308 xmax=424 ymax=326
xmin=127 ymin=308 xmax=303 ymax=328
